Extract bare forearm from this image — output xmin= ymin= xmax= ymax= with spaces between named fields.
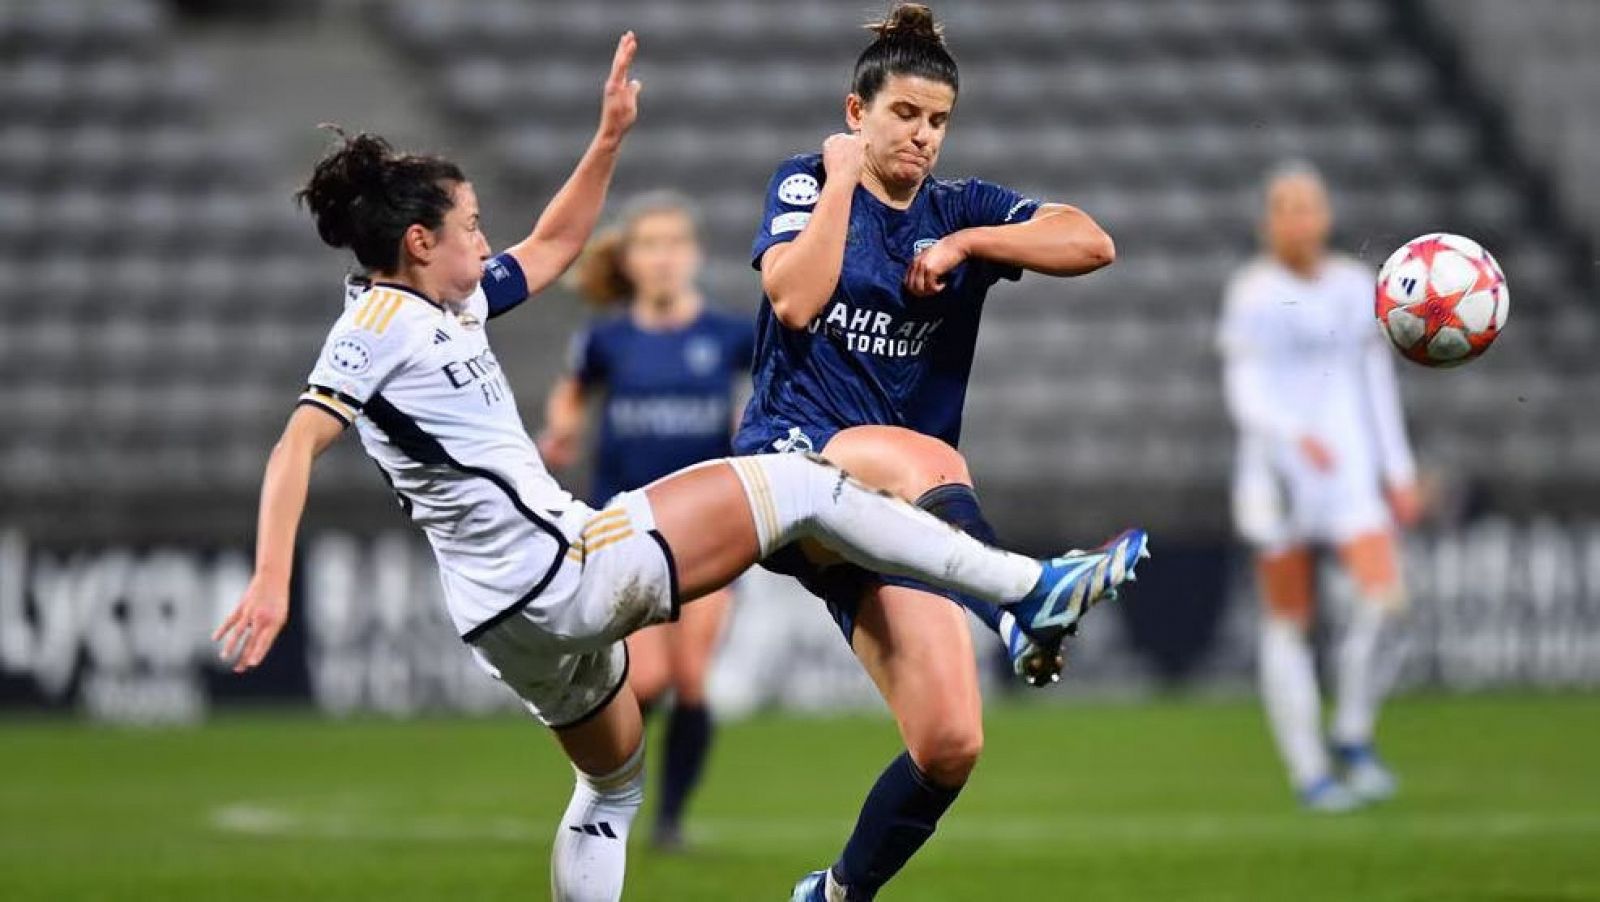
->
xmin=956 ymin=204 xmax=1114 ymax=277
xmin=253 ymin=441 xmax=315 ymax=586
xmin=545 ymin=377 xmax=588 ymax=438
xmin=762 ymin=181 xmax=854 ymax=329
xmin=510 ymin=136 xmax=623 ymax=286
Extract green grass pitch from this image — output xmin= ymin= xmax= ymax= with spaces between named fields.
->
xmin=3 ymin=694 xmax=1598 ymax=900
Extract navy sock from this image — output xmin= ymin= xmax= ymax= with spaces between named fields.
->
xmin=833 ymin=751 xmax=962 ymax=899
xmin=656 ymin=703 xmax=713 ymax=830
xmin=915 ymin=484 xmax=1005 ymax=633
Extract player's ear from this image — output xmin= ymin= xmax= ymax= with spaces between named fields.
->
xmin=403 ymin=222 xmax=435 ymax=264
xmin=844 ymin=93 xmax=865 ymax=132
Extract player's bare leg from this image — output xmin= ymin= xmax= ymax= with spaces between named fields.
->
xmin=626 ymin=627 xmax=671 ymax=708
xmin=1255 ymin=546 xmax=1357 ymax=812
xmin=550 ymin=687 xmax=647 ymax=902
xmin=817 ymin=583 xmax=982 ymax=898
xmin=1332 ymin=530 xmax=1406 ymax=802
xmin=823 ymin=426 xmax=1065 ymax=684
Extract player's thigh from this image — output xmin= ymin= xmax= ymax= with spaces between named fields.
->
xmin=851 ymin=583 xmax=984 ymax=782
xmin=668 ymin=587 xmax=732 ymax=703
xmin=822 ymin=426 xmax=971 ymax=500
xmin=553 ymin=681 xmax=646 ymax=777
xmin=1256 ymin=545 xmax=1316 ymax=624
xmin=1337 ymin=529 xmax=1403 ymax=599
xmin=626 ymin=625 xmax=671 ymax=705
xmin=644 ymin=461 xmax=762 ymax=600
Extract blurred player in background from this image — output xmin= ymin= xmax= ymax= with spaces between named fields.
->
xmin=734 ymin=6 xmax=1136 ymax=899
xmin=212 ymin=33 xmax=1146 ymax=900
xmin=540 ymin=191 xmax=754 ymax=850
xmin=1219 ymin=162 xmax=1422 ymax=813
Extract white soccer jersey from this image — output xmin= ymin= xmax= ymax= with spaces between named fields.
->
xmin=300 ymin=260 xmax=590 ymax=639
xmin=1217 ymin=254 xmax=1416 ymax=547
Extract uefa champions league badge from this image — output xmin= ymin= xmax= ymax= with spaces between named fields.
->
xmin=778 ymin=173 xmax=821 ymax=206
xmin=328 ymin=334 xmax=373 ymax=376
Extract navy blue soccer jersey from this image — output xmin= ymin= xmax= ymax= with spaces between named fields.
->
xmin=571 ymin=308 xmax=755 ymax=503
xmin=734 ymin=153 xmax=1039 ymax=456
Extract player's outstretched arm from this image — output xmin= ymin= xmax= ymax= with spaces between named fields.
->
xmin=905 ymin=204 xmax=1115 ymax=296
xmin=503 ymin=32 xmax=642 ymax=297
xmin=538 ymin=375 xmax=589 ymax=470
xmin=760 ymin=134 xmax=864 ymax=329
xmin=213 ymin=406 xmax=345 ymax=673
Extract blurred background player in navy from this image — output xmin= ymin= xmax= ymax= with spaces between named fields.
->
xmin=540 ymin=191 xmax=754 ymax=850
xmin=1219 ymin=163 xmax=1423 ymax=813
xmin=730 ymin=6 xmax=1130 ymax=900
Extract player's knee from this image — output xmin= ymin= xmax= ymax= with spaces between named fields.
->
xmin=670 ymin=662 xmax=709 ymax=705
xmin=908 ymin=720 xmax=984 ymax=785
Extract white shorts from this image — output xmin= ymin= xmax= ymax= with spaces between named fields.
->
xmin=467 ymin=488 xmax=679 ymax=728
xmin=1232 ymin=449 xmax=1390 ymax=552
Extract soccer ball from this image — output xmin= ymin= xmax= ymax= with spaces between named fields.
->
xmin=1375 ymin=232 xmax=1509 ymax=367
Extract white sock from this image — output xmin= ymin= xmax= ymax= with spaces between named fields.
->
xmin=726 ymin=454 xmax=1042 ymax=604
xmin=1333 ymin=597 xmax=1392 ymax=748
xmin=551 ymin=744 xmax=645 ymax=902
xmin=1259 ymin=616 xmax=1329 ymax=788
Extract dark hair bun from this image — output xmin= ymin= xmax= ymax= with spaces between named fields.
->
xmin=299 ymin=126 xmax=393 ymax=251
xmin=295 ymin=125 xmax=466 ymax=273
xmin=866 ymin=3 xmax=944 ymax=46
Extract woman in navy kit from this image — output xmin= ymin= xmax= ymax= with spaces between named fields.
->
xmin=540 ymin=191 xmax=753 ymax=850
xmin=735 ymin=7 xmax=1132 ymax=901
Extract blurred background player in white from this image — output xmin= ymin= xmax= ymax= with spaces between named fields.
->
xmin=540 ymin=191 xmax=754 ymax=850
xmin=1218 ymin=163 xmax=1424 ymax=812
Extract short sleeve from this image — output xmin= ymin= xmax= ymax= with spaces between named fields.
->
xmin=959 ymin=179 xmax=1041 ymax=284
xmin=299 ymin=292 xmax=422 ymax=427
xmin=481 ymin=252 xmax=530 ymax=319
xmin=751 ymin=154 xmax=825 ymax=270
xmin=567 ymin=326 xmax=607 ymax=388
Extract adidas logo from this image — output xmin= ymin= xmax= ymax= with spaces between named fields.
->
xmin=568 ymin=821 xmax=618 ymax=839
xmin=433 ymin=329 xmax=451 ymax=344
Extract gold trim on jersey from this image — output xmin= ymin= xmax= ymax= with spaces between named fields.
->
xmin=352 ymin=289 xmax=407 ymax=334
xmin=298 ymin=389 xmax=355 ymax=424
xmin=566 ymin=508 xmax=635 ymax=564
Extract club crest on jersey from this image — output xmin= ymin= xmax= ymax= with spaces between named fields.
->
xmin=777 ymin=173 xmax=820 ymax=206
xmin=685 ymin=336 xmax=721 ymax=376
xmin=327 ymin=334 xmax=373 ymax=376
xmin=913 ymin=238 xmax=938 ymax=255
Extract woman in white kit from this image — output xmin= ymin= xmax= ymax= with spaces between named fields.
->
xmin=1219 ymin=163 xmax=1423 ymax=812
xmin=210 ymin=34 xmax=1147 ymax=900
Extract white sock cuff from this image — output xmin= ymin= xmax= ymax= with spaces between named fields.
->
xmin=577 ymin=742 xmax=646 ymax=797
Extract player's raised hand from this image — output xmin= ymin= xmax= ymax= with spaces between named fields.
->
xmin=904 ymin=234 xmax=969 ymax=297
xmin=213 ymin=578 xmax=290 ymax=674
xmin=822 ymin=132 xmax=866 ymax=183
xmin=597 ymin=31 xmax=642 ymax=145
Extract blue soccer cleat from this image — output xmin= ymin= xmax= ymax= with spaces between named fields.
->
xmin=1005 ymin=529 xmax=1149 ymax=646
xmin=999 ymin=609 xmax=1064 ymax=687
xmin=1299 ymin=775 xmax=1364 ymax=813
xmin=1335 ymin=742 xmax=1399 ymax=803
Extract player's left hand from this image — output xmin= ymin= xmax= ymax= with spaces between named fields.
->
xmin=597 ymin=31 xmax=642 ymax=145
xmin=1386 ymin=480 xmax=1424 ymax=528
xmin=904 ymin=234 xmax=969 ymax=297
xmin=213 ymin=577 xmax=290 ymax=674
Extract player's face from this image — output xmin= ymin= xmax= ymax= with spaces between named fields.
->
xmin=1264 ymin=175 xmax=1332 ymax=266
xmin=848 ymin=75 xmax=955 ymax=187
xmin=622 ymin=209 xmax=701 ymax=306
xmin=427 ymin=181 xmax=491 ymax=302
